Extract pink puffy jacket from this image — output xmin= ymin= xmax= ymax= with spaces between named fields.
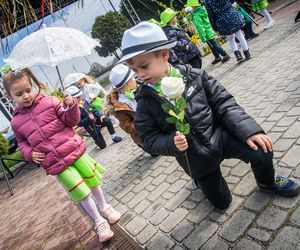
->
xmin=11 ymin=94 xmax=86 ymax=175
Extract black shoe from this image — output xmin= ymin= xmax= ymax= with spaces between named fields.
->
xmin=221 ymin=54 xmax=230 ymax=63
xmin=243 ymin=50 xmax=251 ymax=60
xmin=234 ymin=50 xmax=243 ymax=62
xmin=211 ymin=57 xmax=222 ymax=65
xmin=250 ymin=33 xmax=259 ymax=39
xmin=258 ymin=176 xmax=300 ymax=197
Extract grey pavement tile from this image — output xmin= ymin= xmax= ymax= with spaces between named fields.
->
xmin=272 ymin=191 xmax=300 ymax=209
xmin=256 ymin=207 xmax=288 ymax=230
xmin=136 ymin=224 xmax=157 ymax=245
xmin=282 ymin=122 xmax=300 ymax=138
xmin=147 ymin=183 xmax=170 ymax=202
xmin=290 ymin=205 xmax=300 ymax=226
xmin=230 ymin=162 xmax=251 ymax=177
xmin=218 ymin=210 xmax=255 ymax=242
xmin=165 ymin=188 xmax=191 ymax=211
xmin=146 ymin=232 xmax=175 ymax=250
xmin=149 ymin=208 xmax=169 ymax=226
xmin=183 ymin=220 xmax=218 ymax=250
xmin=125 ymin=217 xmax=147 ymax=237
xmin=201 ymin=236 xmax=229 ymax=250
xmin=267 ymin=226 xmax=300 ymax=250
xmin=170 ymin=220 xmax=194 ymax=242
xmin=281 ymin=145 xmax=300 ymax=167
xmin=187 ymin=199 xmax=214 ymax=224
xmin=232 ymin=173 xmax=257 ymax=196
xmin=244 ymin=191 xmax=271 ymax=211
xmin=233 ymin=239 xmax=262 ymax=250
xmin=247 ymin=228 xmax=271 ymax=242
xmin=151 ymin=174 xmax=168 ymax=186
xmin=159 ymin=208 xmax=188 ymax=233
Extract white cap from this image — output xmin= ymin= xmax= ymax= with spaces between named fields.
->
xmin=63 ymin=73 xmax=86 ymax=88
xmin=109 ymin=64 xmax=135 ymax=89
xmin=65 ymin=85 xmax=83 ymax=98
xmin=119 ymin=21 xmax=176 ymax=63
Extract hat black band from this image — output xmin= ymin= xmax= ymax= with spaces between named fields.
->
xmin=71 ymin=90 xmax=81 ymax=97
xmin=115 ymin=68 xmax=132 ymax=89
xmin=122 ymin=40 xmax=168 ymax=57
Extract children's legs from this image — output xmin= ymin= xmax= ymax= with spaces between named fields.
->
xmin=91 ymin=186 xmax=107 ymax=209
xmin=235 ymin=30 xmax=249 ymax=51
xmin=221 ymin=130 xmax=275 ymax=186
xmin=195 ymin=168 xmax=232 ymax=209
xmin=261 ymin=8 xmax=273 ymax=25
xmin=227 ymin=34 xmax=238 ymax=53
xmin=207 ymin=39 xmax=228 ymax=57
xmin=101 ymin=117 xmax=116 ymax=135
xmin=206 ymin=40 xmax=221 ymax=59
xmin=80 ymin=195 xmax=102 ymax=221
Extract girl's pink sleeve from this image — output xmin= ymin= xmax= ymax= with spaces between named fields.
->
xmin=12 ymin=126 xmax=33 ymax=162
xmin=51 ymin=96 xmax=80 ymax=127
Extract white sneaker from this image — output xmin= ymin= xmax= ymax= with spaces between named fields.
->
xmin=94 ymin=217 xmax=114 ymax=242
xmin=264 ymin=21 xmax=274 ymax=30
xmin=100 ymin=204 xmax=121 ymax=224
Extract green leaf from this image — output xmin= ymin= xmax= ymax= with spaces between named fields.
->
xmin=166 ymin=117 xmax=177 ymax=123
xmin=175 ymin=122 xmax=190 ymax=135
xmin=176 ymin=97 xmax=186 ymax=110
xmin=161 ymin=102 xmax=175 ymax=113
xmin=168 ymin=110 xmax=179 ymax=118
xmin=178 ymin=110 xmax=185 ymax=122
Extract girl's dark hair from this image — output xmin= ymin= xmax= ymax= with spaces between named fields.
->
xmin=3 ymin=68 xmax=46 ymax=94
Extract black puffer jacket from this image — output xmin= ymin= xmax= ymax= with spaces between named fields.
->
xmin=135 ymin=64 xmax=263 ymax=178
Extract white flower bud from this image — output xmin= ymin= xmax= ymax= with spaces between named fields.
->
xmin=161 ymin=77 xmax=185 ymax=99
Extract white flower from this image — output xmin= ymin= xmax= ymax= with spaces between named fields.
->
xmin=161 ymin=77 xmax=185 ymax=99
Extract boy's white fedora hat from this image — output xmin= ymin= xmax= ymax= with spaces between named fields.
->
xmin=63 ymin=72 xmax=86 ymax=88
xmin=119 ymin=21 xmax=177 ymax=63
xmin=109 ymin=64 xmax=135 ymax=89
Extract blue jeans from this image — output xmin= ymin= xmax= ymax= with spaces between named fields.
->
xmin=206 ymin=39 xmax=227 ymax=58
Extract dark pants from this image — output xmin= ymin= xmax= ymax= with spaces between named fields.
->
xmin=91 ymin=118 xmax=115 ymax=149
xmin=186 ymin=53 xmax=202 ymax=69
xmin=206 ymin=39 xmax=227 ymax=58
xmin=195 ymin=130 xmax=275 ymax=209
xmin=242 ymin=21 xmax=255 ymax=40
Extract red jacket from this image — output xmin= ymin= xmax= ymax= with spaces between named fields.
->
xmin=11 ymin=94 xmax=86 ymax=175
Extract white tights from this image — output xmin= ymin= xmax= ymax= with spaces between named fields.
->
xmin=80 ymin=186 xmax=107 ymax=221
xmin=261 ymin=8 xmax=273 ymax=24
xmin=227 ymin=29 xmax=249 ymax=52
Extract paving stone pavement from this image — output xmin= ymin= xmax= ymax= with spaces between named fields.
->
xmin=1 ymin=3 xmax=300 ymax=249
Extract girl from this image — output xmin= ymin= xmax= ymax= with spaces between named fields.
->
xmin=204 ymin=0 xmax=251 ymax=61
xmin=184 ymin=1 xmax=230 ymax=65
xmin=3 ymin=68 xmax=121 ymax=243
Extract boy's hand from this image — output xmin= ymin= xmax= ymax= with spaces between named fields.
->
xmin=63 ymin=93 xmax=73 ymax=106
xmin=174 ymin=131 xmax=188 ymax=152
xmin=32 ymin=151 xmax=46 ymax=164
xmin=246 ymin=133 xmax=273 ymax=153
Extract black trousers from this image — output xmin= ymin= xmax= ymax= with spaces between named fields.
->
xmin=186 ymin=53 xmax=202 ymax=69
xmin=195 ymin=130 xmax=275 ymax=209
xmin=91 ymin=118 xmax=115 ymax=149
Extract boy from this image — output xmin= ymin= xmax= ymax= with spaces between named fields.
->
xmin=65 ymin=86 xmax=122 ymax=149
xmin=105 ymin=64 xmax=142 ymax=147
xmin=119 ymin=21 xmax=299 ymax=209
xmin=160 ymin=8 xmax=202 ymax=69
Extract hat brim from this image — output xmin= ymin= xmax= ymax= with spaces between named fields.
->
xmin=119 ymin=40 xmax=177 ymax=63
xmin=112 ymin=70 xmax=135 ymax=89
xmin=72 ymin=91 xmax=83 ymax=98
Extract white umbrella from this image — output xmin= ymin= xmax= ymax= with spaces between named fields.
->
xmin=4 ymin=26 xmax=99 ymax=90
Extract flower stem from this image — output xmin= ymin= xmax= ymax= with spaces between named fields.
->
xmin=183 ymin=151 xmax=196 ymax=189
